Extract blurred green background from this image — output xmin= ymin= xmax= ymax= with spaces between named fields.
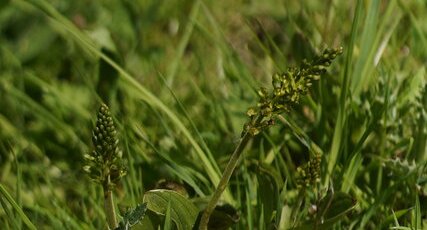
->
xmin=0 ymin=0 xmax=426 ymax=229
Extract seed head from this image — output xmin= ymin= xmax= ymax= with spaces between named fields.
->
xmin=296 ymin=154 xmax=321 ymax=188
xmin=243 ymin=47 xmax=343 ymax=136
xmin=84 ymin=104 xmax=126 ymax=187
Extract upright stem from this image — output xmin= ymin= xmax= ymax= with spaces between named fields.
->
xmin=199 ymin=132 xmax=253 ymax=230
xmin=104 ymin=176 xmax=118 ymax=229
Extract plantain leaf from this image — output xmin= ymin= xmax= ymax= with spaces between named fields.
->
xmin=164 ymin=201 xmax=172 ymax=230
xmin=143 ymin=189 xmax=199 ymax=230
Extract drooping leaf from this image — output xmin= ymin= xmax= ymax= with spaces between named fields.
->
xmin=143 ymin=189 xmax=199 ymax=230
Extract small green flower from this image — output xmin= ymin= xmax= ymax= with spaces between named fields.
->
xmin=84 ymin=104 xmax=126 ymax=188
xmin=296 ymin=154 xmax=321 ymax=188
xmin=242 ymin=47 xmax=343 ymax=136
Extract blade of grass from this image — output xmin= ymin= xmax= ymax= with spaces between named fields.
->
xmin=158 ymin=72 xmax=221 ymax=177
xmin=276 ymin=115 xmax=324 ymax=157
xmin=356 ymin=0 xmax=400 ymax=97
xmin=23 ymin=72 xmax=92 ymax=119
xmin=340 ymin=152 xmax=362 ymax=193
xmin=341 ymin=74 xmax=389 ymax=193
xmin=0 ymin=184 xmax=37 ymax=230
xmin=0 ymin=196 xmax=20 ymax=229
xmin=397 ymin=0 xmax=427 ymax=51
xmin=246 ymin=187 xmax=254 ymax=230
xmin=132 ymin=123 xmax=206 ymax=197
xmin=165 ymin=0 xmax=200 ymax=87
xmin=412 ymin=195 xmax=421 ymax=230
xmin=29 ymin=205 xmax=71 ymax=229
xmin=5 ymin=83 xmax=85 ymax=147
xmin=335 ymin=0 xmax=398 ymax=103
xmin=374 ymin=6 xmax=401 ymax=66
xmin=11 ymin=148 xmax=22 ymax=230
xmin=350 ymin=0 xmax=380 ymax=96
xmin=198 ymin=2 xmax=259 ymax=92
xmin=358 ymin=173 xmax=415 ymax=229
xmin=325 ymin=0 xmax=363 ymax=185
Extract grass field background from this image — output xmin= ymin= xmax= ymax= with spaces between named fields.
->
xmin=0 ymin=0 xmax=426 ymax=229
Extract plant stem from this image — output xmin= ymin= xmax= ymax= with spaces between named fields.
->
xmin=199 ymin=131 xmax=253 ymax=230
xmin=104 ymin=175 xmax=118 ymax=229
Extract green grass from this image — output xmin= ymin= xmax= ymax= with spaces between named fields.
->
xmin=0 ymin=0 xmax=426 ymax=229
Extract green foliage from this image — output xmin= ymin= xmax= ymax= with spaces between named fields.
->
xmin=116 ymin=203 xmax=148 ymax=230
xmin=143 ymin=189 xmax=199 ymax=230
xmin=293 ymin=192 xmax=356 ymax=230
xmin=0 ymin=0 xmax=426 ymax=229
xmin=0 ymin=184 xmax=36 ymax=230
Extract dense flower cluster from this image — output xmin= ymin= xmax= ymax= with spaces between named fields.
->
xmin=296 ymin=154 xmax=321 ymax=188
xmin=243 ymin=47 xmax=343 ymax=136
xmin=84 ymin=104 xmax=126 ymax=188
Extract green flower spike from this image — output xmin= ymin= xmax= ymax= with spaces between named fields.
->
xmin=84 ymin=104 xmax=126 ymax=187
xmin=243 ymin=47 xmax=343 ymax=136
xmin=200 ymin=47 xmax=343 ymax=230
xmin=84 ymin=103 xmax=126 ymax=229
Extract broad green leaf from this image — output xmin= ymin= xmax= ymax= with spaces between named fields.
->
xmin=164 ymin=201 xmax=172 ymax=230
xmin=143 ymin=189 xmax=198 ymax=230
